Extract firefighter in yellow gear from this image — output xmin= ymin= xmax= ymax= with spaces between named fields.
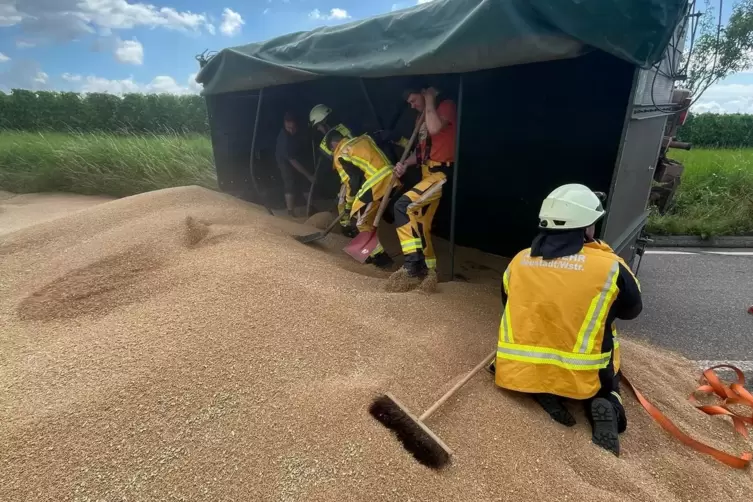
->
xmin=393 ymin=85 xmax=457 ymax=278
xmin=309 ymin=104 xmax=354 ymax=158
xmin=325 ymin=129 xmax=399 ymax=268
xmin=489 ymin=184 xmax=643 ymax=457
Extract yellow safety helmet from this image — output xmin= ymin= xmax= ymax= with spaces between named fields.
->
xmin=309 ymin=104 xmax=332 ymax=127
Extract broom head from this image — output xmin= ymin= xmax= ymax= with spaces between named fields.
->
xmin=368 ymin=392 xmax=453 ymax=469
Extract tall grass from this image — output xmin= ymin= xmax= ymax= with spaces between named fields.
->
xmin=647 ymin=148 xmax=753 ymax=237
xmin=0 ymin=132 xmax=217 ymax=197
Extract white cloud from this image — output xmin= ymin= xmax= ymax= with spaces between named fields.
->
xmin=16 ymin=40 xmax=36 ymax=49
xmin=62 ymin=73 xmax=82 ymax=82
xmin=692 ymin=83 xmax=753 ymax=114
xmin=114 ymin=38 xmax=143 ymax=65
xmin=417 ymin=0 xmax=434 ymax=3
xmin=77 ymin=74 xmax=201 ymax=95
xmin=0 ymin=53 xmax=10 ymax=63
xmin=0 ymin=3 xmax=23 ymax=27
xmin=33 ymin=71 xmax=49 ymax=84
xmin=309 ymin=8 xmax=351 ymax=21
xmin=0 ymin=60 xmax=50 ymax=91
xmin=219 ymin=8 xmax=244 ymax=36
xmin=1 ymin=0 xmax=214 ymax=46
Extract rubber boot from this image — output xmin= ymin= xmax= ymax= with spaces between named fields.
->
xmin=590 ymin=397 xmax=620 ymax=456
xmin=366 ymin=252 xmax=394 ymax=270
xmin=534 ymin=394 xmax=576 ymax=427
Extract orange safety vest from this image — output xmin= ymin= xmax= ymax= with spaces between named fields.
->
xmin=495 ymin=240 xmax=636 ymax=400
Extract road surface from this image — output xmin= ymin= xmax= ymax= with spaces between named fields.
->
xmin=623 ymin=248 xmax=753 ymax=383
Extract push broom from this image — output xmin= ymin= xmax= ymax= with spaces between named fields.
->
xmin=369 ymin=349 xmax=496 ymax=469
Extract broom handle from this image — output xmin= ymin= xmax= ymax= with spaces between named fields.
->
xmin=371 ymin=112 xmax=425 ymax=229
xmin=419 ymin=349 xmax=496 ymax=422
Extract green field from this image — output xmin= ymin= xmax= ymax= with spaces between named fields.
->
xmin=0 ymin=132 xmax=216 ymax=198
xmin=647 ymin=148 xmax=753 ymax=237
xmin=0 ymin=132 xmax=751 ymax=236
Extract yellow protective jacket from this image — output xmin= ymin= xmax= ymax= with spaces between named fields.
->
xmin=333 ymin=134 xmax=393 ymax=217
xmin=495 ymin=240 xmax=642 ymax=400
xmin=319 ymin=123 xmax=353 ymax=158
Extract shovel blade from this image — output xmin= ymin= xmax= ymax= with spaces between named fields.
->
xmin=343 ymin=231 xmax=377 ymax=263
xmin=295 ymin=231 xmax=326 ymax=244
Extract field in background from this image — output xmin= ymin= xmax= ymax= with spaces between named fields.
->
xmin=647 ymin=148 xmax=753 ymax=236
xmin=0 ymin=132 xmax=216 ymax=197
xmin=0 ymin=131 xmax=752 ymax=236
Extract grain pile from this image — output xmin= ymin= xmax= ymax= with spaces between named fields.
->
xmin=1 ymin=186 xmax=750 ymax=502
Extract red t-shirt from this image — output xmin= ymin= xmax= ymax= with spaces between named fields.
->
xmin=417 ymin=100 xmax=457 ymax=164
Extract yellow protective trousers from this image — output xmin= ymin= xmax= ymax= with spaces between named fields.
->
xmin=350 ymin=166 xmax=401 ymax=258
xmin=394 ymin=162 xmax=449 ymax=270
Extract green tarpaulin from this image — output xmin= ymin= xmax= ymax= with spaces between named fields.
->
xmin=197 ymin=0 xmax=687 ymax=96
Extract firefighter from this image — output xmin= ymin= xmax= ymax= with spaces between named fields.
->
xmin=489 ymin=184 xmax=643 ymax=456
xmin=392 ymin=84 xmax=457 ymax=279
xmin=309 ymin=104 xmax=354 ymax=158
xmin=325 ymin=129 xmax=397 ymax=269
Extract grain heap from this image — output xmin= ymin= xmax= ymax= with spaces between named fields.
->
xmin=1 ymin=186 xmax=750 ymax=501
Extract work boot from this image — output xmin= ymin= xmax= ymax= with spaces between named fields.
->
xmin=405 ymin=260 xmax=428 ymax=279
xmin=366 ymin=252 xmax=394 ymax=269
xmin=534 ymin=394 xmax=576 ymax=427
xmin=590 ymin=397 xmax=620 ymax=456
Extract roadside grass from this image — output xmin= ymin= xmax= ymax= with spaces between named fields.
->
xmin=0 ymin=131 xmax=217 ymax=198
xmin=647 ymin=148 xmax=753 ymax=237
xmin=1 ymin=131 xmax=751 ymax=236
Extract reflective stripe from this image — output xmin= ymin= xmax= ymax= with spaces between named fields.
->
xmin=573 ymin=261 xmax=620 ymax=354
xmin=502 ymin=267 xmax=511 ymax=295
xmin=369 ymin=243 xmax=384 ymax=257
xmin=355 ymin=166 xmax=392 ymax=200
xmin=341 ymin=154 xmax=378 ymax=177
xmin=401 ymin=239 xmax=423 ymax=253
xmin=497 ymin=342 xmax=612 ymax=371
xmin=319 ymin=124 xmax=353 ymax=156
xmin=425 ymin=257 xmax=436 ymax=269
xmin=499 ymin=303 xmax=513 ymax=343
xmin=611 ymin=391 xmax=623 ymax=405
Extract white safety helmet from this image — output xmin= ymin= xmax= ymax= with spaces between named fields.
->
xmin=538 ymin=183 xmax=606 ymax=230
xmin=309 ymin=104 xmax=332 ymax=127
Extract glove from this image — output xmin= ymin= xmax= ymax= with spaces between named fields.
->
xmin=341 ymin=224 xmax=358 ymax=238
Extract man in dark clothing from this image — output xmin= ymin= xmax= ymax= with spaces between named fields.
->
xmin=276 ymin=112 xmax=314 ymax=217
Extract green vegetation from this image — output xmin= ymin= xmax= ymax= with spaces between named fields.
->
xmin=647 ymin=148 xmax=753 ymax=237
xmin=677 ymin=114 xmax=753 ymax=148
xmin=0 ymin=90 xmax=208 ymax=134
xmin=0 ymin=132 xmax=216 ymax=198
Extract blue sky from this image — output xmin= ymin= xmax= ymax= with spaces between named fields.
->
xmin=0 ymin=0 xmax=751 ymax=112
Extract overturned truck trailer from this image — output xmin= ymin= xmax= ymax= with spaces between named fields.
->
xmin=196 ymin=0 xmax=690 ymax=273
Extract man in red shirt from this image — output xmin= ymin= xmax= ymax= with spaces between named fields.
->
xmin=391 ymin=84 xmax=457 ymax=283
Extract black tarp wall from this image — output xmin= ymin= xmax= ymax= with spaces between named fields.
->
xmin=206 ymin=50 xmax=635 ymax=257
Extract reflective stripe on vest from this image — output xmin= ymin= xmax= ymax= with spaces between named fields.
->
xmin=496 ymin=341 xmax=612 ymax=371
xmin=354 ymin=165 xmax=392 ymax=201
xmin=573 ymin=261 xmax=620 ymax=354
xmin=339 ymin=135 xmax=390 ymax=178
xmin=320 ymin=124 xmax=353 ymax=157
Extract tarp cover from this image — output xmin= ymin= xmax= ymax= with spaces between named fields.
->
xmin=196 ymin=0 xmax=687 ymax=96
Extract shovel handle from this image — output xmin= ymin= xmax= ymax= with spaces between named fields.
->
xmin=371 ymin=112 xmax=425 ymax=229
xmin=419 ymin=350 xmax=496 ymax=422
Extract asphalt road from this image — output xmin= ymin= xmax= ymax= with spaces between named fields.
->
xmin=622 ymin=248 xmax=753 ymax=382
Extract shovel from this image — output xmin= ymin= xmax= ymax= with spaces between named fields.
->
xmin=294 ymin=208 xmax=347 ymax=244
xmin=343 ymin=113 xmax=425 ymax=262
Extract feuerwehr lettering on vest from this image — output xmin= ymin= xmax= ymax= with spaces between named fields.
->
xmin=520 ymin=252 xmax=586 ymax=271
